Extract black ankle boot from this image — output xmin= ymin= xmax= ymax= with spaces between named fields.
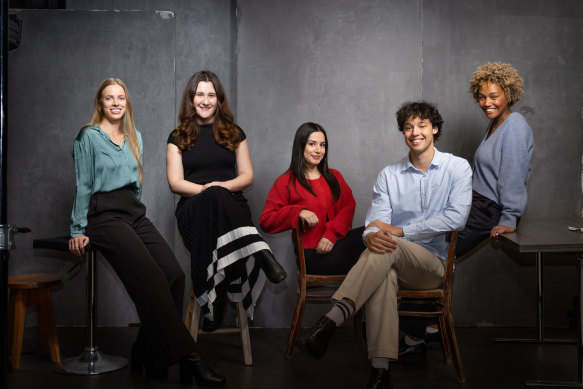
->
xmin=130 ymin=342 xmax=168 ymax=380
xmin=366 ymin=367 xmax=392 ymax=389
xmin=298 ymin=316 xmax=337 ymax=359
xmin=179 ymin=351 xmax=225 ymax=387
xmin=255 ymin=249 xmax=287 ymax=284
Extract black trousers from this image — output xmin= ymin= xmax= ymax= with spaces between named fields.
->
xmin=455 ymin=196 xmax=502 ymax=257
xmin=304 ymin=226 xmax=366 ymax=275
xmin=86 ymin=188 xmax=196 ymax=367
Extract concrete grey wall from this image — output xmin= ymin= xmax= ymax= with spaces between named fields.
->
xmin=237 ymin=0 xmax=424 ymax=327
xmin=421 ymin=0 xmax=583 ymax=326
xmin=7 ymin=0 xmax=583 ymax=330
xmin=7 ymin=9 xmax=176 ymax=326
xmin=68 ymin=0 xmax=238 ymax=325
xmin=237 ymin=0 xmax=583 ymax=328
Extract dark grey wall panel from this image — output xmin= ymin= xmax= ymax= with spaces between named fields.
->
xmin=8 ymin=0 xmax=582 ymax=329
xmin=70 ymin=0 xmax=238 ymax=326
xmin=237 ymin=0 xmax=424 ymax=327
xmin=422 ymin=0 xmax=583 ymax=326
xmin=7 ymin=10 xmax=176 ymax=326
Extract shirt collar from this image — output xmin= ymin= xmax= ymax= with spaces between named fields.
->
xmin=399 ymin=147 xmax=442 ymax=173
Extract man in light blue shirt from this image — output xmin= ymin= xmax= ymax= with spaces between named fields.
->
xmin=299 ymin=102 xmax=472 ymax=389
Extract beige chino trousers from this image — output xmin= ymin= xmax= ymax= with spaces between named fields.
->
xmin=332 ymin=236 xmax=445 ymax=359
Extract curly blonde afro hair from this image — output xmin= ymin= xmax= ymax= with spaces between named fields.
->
xmin=469 ymin=62 xmax=524 ymax=106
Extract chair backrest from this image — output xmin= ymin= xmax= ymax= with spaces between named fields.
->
xmin=293 ymin=223 xmax=346 ymax=284
xmin=294 ymin=222 xmax=308 ymax=279
xmin=443 ymin=231 xmax=458 ymax=299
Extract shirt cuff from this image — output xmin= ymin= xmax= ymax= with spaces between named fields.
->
xmin=362 ymin=227 xmax=379 ymax=247
xmin=402 ymin=224 xmax=414 ymax=240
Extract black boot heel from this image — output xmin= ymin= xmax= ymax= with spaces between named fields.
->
xmin=179 ymin=351 xmax=225 ymax=387
xmin=255 ymin=249 xmax=287 ymax=284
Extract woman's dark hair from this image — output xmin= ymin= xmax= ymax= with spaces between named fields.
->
xmin=396 ymin=101 xmax=443 ymax=141
xmin=172 ymin=70 xmax=241 ymax=150
xmin=288 ymin=122 xmax=341 ymax=202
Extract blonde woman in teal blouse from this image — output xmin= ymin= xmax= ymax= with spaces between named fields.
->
xmin=68 ymin=78 xmax=225 ymax=387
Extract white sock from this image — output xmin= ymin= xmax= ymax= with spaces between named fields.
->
xmin=404 ymin=335 xmax=424 ymax=346
xmin=426 ymin=326 xmax=439 ymax=334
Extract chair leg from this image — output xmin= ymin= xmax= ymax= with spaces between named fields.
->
xmin=35 ymin=288 xmax=61 ymax=365
xmin=33 ymin=290 xmax=50 ymax=356
xmin=185 ymin=288 xmax=194 ymax=331
xmin=9 ymin=291 xmax=26 ymax=370
xmin=438 ymin=314 xmax=452 ymax=364
xmin=236 ymin=303 xmax=253 ymax=366
xmin=186 ymin=290 xmax=201 ymax=342
xmin=443 ymin=309 xmax=466 ymax=383
xmin=285 ymin=291 xmax=307 ymax=359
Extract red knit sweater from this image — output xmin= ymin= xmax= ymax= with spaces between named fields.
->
xmin=259 ymin=169 xmax=356 ymax=249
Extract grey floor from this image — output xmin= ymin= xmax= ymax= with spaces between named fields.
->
xmin=6 ymin=326 xmax=580 ymax=389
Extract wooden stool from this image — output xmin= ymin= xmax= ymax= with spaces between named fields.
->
xmin=8 ymin=273 xmax=62 ymax=370
xmin=185 ymin=288 xmax=252 ymax=365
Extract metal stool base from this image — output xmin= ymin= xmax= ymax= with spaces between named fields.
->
xmin=55 ymin=346 xmax=127 ymax=375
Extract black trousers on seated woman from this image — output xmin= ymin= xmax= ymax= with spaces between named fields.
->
xmin=303 ymin=226 xmax=366 ymax=275
xmin=86 ymin=188 xmax=197 ymax=367
xmin=455 ymin=196 xmax=502 ymax=257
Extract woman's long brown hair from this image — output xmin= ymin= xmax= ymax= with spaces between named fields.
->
xmin=172 ymin=70 xmax=241 ymax=151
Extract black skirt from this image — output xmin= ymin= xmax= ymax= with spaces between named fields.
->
xmin=176 ymin=186 xmax=267 ymax=320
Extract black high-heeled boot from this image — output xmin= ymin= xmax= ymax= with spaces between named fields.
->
xmin=255 ymin=249 xmax=287 ymax=284
xmin=179 ymin=351 xmax=226 ymax=387
xmin=130 ymin=342 xmax=168 ymax=379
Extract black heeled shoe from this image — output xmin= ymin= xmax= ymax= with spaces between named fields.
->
xmin=255 ymin=249 xmax=287 ymax=284
xmin=179 ymin=351 xmax=226 ymax=387
xmin=130 ymin=342 xmax=168 ymax=380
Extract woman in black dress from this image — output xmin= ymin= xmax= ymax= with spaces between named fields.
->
xmin=166 ymin=70 xmax=286 ymax=330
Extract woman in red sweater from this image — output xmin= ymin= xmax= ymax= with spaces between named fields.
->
xmin=260 ymin=122 xmax=365 ymax=275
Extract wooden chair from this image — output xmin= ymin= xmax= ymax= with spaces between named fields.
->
xmin=286 ymin=223 xmax=363 ymax=359
xmin=8 ymin=273 xmax=62 ymax=370
xmin=185 ymin=287 xmax=252 ymax=365
xmin=397 ymin=231 xmax=465 ymax=383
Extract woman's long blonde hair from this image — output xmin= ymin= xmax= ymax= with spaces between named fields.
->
xmin=91 ymin=78 xmax=142 ymax=184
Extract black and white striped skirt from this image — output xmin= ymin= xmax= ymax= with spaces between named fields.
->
xmin=176 ymin=186 xmax=267 ymax=320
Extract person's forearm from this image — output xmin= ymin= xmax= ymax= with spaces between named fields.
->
xmin=168 ymin=179 xmax=204 ymax=197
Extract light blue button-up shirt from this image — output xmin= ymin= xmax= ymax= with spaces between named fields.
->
xmin=70 ymin=124 xmax=143 ymax=237
xmin=363 ymin=148 xmax=472 ymax=260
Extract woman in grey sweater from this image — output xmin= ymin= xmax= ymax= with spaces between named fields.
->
xmin=456 ymin=62 xmax=534 ymax=256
